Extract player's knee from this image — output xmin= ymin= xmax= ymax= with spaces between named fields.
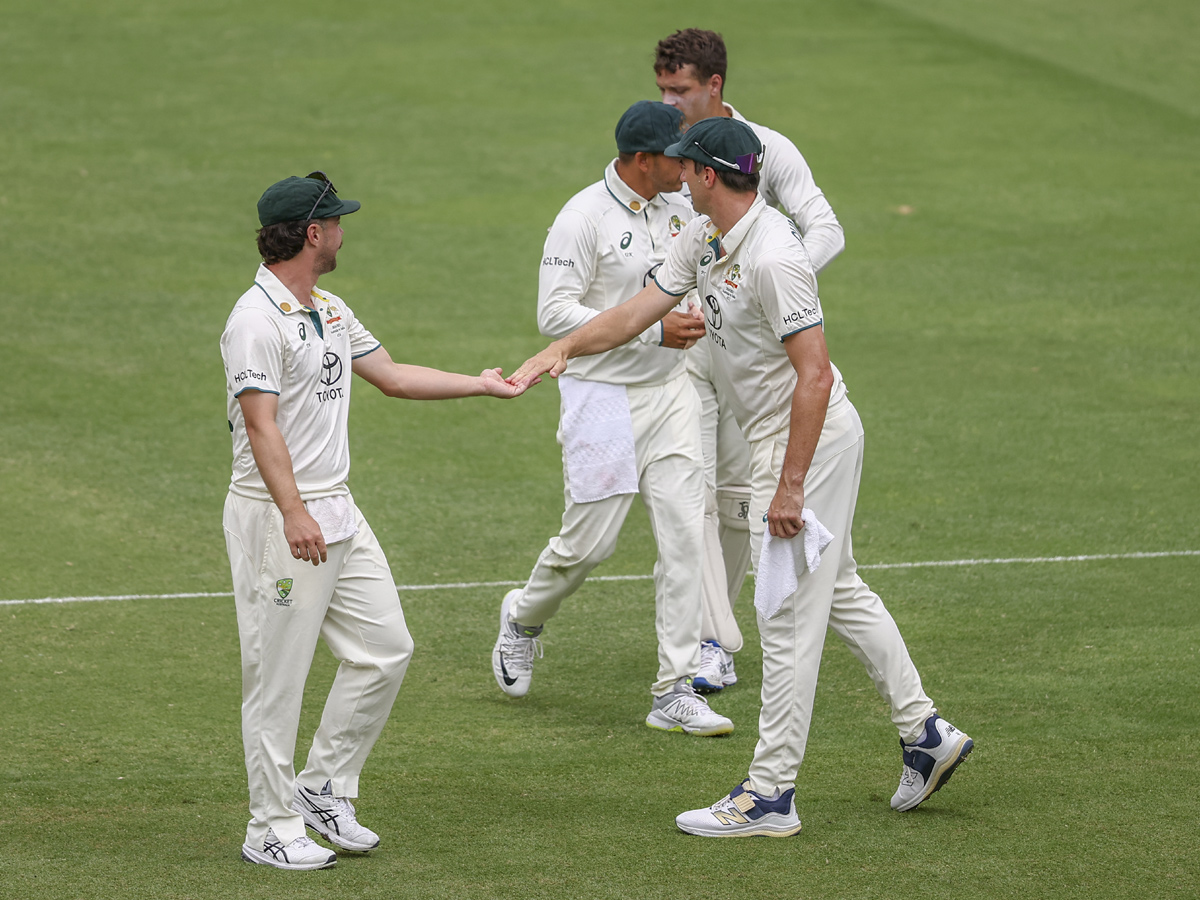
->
xmin=376 ymin=628 xmax=414 ymax=682
xmin=546 ymin=534 xmax=616 ymax=570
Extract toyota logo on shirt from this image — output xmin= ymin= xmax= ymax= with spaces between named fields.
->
xmin=704 ymin=294 xmax=722 ymax=331
xmin=320 ymin=352 xmax=343 ymax=385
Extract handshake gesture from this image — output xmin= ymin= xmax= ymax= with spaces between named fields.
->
xmin=507 ymin=301 xmax=705 ymax=391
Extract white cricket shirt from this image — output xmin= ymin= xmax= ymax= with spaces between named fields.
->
xmin=655 ymin=195 xmax=846 ymax=443
xmin=538 ymin=160 xmax=697 ymax=386
xmin=221 ymin=264 xmax=381 ymax=500
xmin=725 ymin=104 xmax=844 ymax=274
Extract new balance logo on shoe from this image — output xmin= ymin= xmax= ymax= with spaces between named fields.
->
xmin=891 ymin=714 xmax=974 ymax=811
xmin=677 ymin=780 xmax=801 ymax=838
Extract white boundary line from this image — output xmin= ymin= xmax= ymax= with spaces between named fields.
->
xmin=2 ymin=550 xmax=1196 ymax=608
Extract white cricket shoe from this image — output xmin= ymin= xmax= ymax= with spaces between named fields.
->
xmin=241 ymin=828 xmax=337 ymax=870
xmin=492 ymin=589 xmax=543 ymax=698
xmin=676 ymin=780 xmax=802 ymax=838
xmin=692 ymin=640 xmax=737 ymax=693
xmin=294 ymin=780 xmax=380 ymax=851
xmin=645 ymin=679 xmax=734 ymax=736
xmin=891 ymin=714 xmax=974 ymax=811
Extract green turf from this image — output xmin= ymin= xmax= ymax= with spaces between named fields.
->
xmin=2 ymin=1 xmax=1198 ymax=897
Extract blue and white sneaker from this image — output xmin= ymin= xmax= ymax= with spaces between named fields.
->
xmin=492 ymin=589 xmax=543 ymax=698
xmin=294 ymin=780 xmax=380 ymax=851
xmin=676 ymin=780 xmax=802 ymax=837
xmin=891 ymin=714 xmax=974 ymax=811
xmin=693 ymin=640 xmax=737 ymax=693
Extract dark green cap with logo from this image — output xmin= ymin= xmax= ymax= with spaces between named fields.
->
xmin=665 ymin=117 xmax=763 ymax=174
xmin=615 ymin=101 xmax=685 ymax=154
xmin=257 ymin=172 xmax=361 ymax=227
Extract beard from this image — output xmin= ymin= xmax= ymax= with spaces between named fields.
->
xmin=315 ymin=246 xmax=338 ymax=275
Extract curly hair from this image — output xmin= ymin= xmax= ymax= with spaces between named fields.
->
xmin=654 ymin=29 xmax=728 ymax=90
xmin=256 ymin=219 xmax=310 ymax=265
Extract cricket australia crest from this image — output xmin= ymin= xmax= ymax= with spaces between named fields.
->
xmin=275 ymin=578 xmax=294 ymax=607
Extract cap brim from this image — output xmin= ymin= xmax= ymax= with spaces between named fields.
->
xmin=665 ymin=138 xmax=719 ymax=170
xmin=663 ymin=138 xmax=688 ymax=159
xmin=322 ymin=197 xmax=361 ymax=218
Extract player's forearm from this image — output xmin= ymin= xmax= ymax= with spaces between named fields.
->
xmin=559 ymin=284 xmax=675 ymax=359
xmin=377 ymin=364 xmax=493 ymax=400
xmin=789 ymin=192 xmax=844 ymax=274
xmin=778 ymin=367 xmax=833 ymax=495
xmin=803 ymin=219 xmax=845 ymax=274
xmin=245 ymin=421 xmax=306 ymax=517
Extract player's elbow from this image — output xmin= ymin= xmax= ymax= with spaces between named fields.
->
xmin=537 ymin=310 xmax=577 ymax=340
xmin=381 ymin=378 xmax=415 ymax=400
xmin=800 ymin=361 xmax=834 ymax=398
xmin=812 ymin=364 xmax=835 ymax=401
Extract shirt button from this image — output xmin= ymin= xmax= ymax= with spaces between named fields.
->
xmin=630 ymin=200 xmax=641 ymax=211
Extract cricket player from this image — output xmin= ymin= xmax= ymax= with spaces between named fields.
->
xmin=491 ymin=101 xmax=733 ymax=736
xmin=508 ymin=118 xmax=972 ymax=836
xmin=223 ymin=172 xmax=524 ymax=869
xmin=653 ymin=28 xmax=846 ymax=692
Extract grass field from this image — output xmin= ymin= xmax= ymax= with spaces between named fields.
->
xmin=3 ymin=1 xmax=1198 ymax=898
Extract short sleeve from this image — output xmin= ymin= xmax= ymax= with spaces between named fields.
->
xmin=653 ymin=217 xmax=706 ymax=297
xmin=754 ymin=247 xmax=823 ymax=342
xmin=221 ymin=309 xmax=283 ymax=396
xmin=346 ymin=308 xmax=380 ymax=359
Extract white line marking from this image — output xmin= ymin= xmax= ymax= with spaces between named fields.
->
xmin=3 ymin=550 xmax=1196 ymax=607
xmin=859 ymin=550 xmax=1200 ymax=570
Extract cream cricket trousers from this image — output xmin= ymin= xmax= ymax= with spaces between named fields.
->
xmin=745 ymin=394 xmax=934 ymax=795
xmin=688 ymin=339 xmax=753 ymax=652
xmin=509 ymin=371 xmax=706 ymax=696
xmin=224 ymin=492 xmax=413 ymax=847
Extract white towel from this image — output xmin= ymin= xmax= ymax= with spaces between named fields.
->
xmin=305 ymin=494 xmax=358 ymax=545
xmin=558 ymin=375 xmax=639 ymax=503
xmin=753 ymin=508 xmax=835 ymax=620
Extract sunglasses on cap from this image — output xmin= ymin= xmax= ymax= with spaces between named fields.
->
xmin=305 ymin=171 xmax=337 ymax=221
xmin=691 ymin=140 xmax=762 ymax=175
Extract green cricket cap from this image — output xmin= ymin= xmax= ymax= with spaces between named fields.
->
xmin=257 ymin=172 xmax=361 ymax=227
xmin=665 ymin=117 xmax=763 ymax=174
xmin=615 ymin=101 xmax=684 ymax=154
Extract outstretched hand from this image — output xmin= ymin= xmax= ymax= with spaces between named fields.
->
xmin=506 ymin=343 xmax=570 ymax=390
xmin=479 ymin=367 xmax=529 ymax=398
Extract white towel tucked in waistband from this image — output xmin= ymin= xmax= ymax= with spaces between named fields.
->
xmin=305 ymin=494 xmax=359 ymax=545
xmin=558 ymin=375 xmax=639 ymax=504
xmin=754 ymin=508 xmax=835 ymax=620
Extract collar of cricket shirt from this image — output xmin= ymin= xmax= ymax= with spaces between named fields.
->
xmin=712 ymin=193 xmax=768 ymax=262
xmin=254 ymin=263 xmax=321 ymax=315
xmin=723 ymin=102 xmax=749 ymax=125
xmin=603 ymin=158 xmax=659 ymax=215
